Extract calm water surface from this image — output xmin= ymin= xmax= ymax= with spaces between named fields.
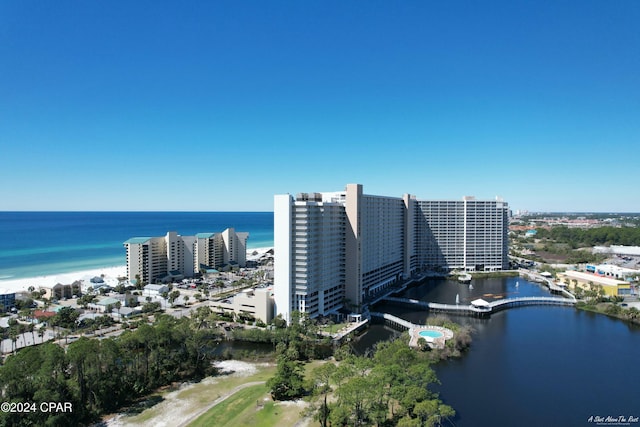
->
xmin=358 ymin=277 xmax=640 ymax=427
xmin=0 ymin=211 xmax=274 ymax=279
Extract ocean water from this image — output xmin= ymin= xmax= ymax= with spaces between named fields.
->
xmin=0 ymin=212 xmax=273 ymax=280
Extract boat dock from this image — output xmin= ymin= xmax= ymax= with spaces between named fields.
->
xmin=380 ymin=295 xmax=576 ymax=318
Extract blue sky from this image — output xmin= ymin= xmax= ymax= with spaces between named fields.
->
xmin=1 ymin=1 xmax=638 ymax=213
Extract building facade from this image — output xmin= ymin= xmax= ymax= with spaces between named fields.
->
xmin=274 ymin=192 xmax=346 ymax=322
xmin=210 ymin=287 xmax=274 ymax=324
xmin=559 ymin=270 xmax=632 ymax=297
xmin=124 ymin=228 xmax=248 ymax=284
xmin=0 ymin=289 xmax=16 ymax=313
xmin=416 ymin=197 xmax=509 ymax=272
xmin=274 ymin=184 xmax=509 ymax=322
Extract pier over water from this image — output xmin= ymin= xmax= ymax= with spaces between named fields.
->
xmin=381 ymin=295 xmax=576 ymax=318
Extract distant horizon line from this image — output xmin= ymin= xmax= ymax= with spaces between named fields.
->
xmin=0 ymin=210 xmax=275 ymax=213
xmin=1 ymin=210 xmax=639 ymax=215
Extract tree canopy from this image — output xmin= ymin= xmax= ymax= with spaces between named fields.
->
xmin=307 ymin=338 xmax=455 ymax=427
xmin=0 ymin=314 xmax=223 ymax=426
xmin=534 ymin=225 xmax=640 ymax=248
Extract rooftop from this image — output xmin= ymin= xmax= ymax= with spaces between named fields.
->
xmin=97 ymin=297 xmax=121 ymax=306
xmin=561 ymin=270 xmax=630 ymax=287
xmin=144 ymin=284 xmax=168 ymax=290
xmin=195 ymin=232 xmax=216 ymax=238
xmin=124 ymin=237 xmax=152 ymax=244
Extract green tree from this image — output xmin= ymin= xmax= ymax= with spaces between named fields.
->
xmin=168 ymin=290 xmax=180 ymax=306
xmin=78 ymin=294 xmax=96 ymax=308
xmin=52 ymin=306 xmax=80 ymax=330
xmin=311 ymin=362 xmax=337 ymax=427
xmin=318 ymin=337 xmax=455 ymax=427
xmin=267 ymin=352 xmax=306 ymax=401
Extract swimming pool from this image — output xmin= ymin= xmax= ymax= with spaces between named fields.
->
xmin=419 ymin=330 xmax=444 ymax=339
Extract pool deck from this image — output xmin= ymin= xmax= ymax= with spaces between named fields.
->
xmin=409 ymin=325 xmax=454 ymax=349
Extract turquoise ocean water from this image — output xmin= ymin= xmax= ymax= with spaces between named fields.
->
xmin=0 ymin=212 xmax=273 ymax=280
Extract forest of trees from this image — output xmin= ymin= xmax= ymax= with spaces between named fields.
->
xmin=267 ymin=337 xmax=456 ymax=427
xmin=534 ymin=225 xmax=640 ymax=248
xmin=0 ymin=310 xmax=222 ymax=426
xmin=1 ymin=308 xmax=463 ymax=427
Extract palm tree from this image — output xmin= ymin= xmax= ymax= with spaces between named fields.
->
xmin=9 ymin=327 xmax=19 ymax=354
xmin=28 ymin=323 xmax=35 ymax=345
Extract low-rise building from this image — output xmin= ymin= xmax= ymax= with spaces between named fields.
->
xmin=593 ymin=245 xmax=640 ymax=257
xmin=45 ymin=280 xmax=82 ymax=299
xmin=88 ymin=297 xmax=123 ymax=313
xmin=33 ymin=310 xmax=56 ymax=323
xmin=81 ymin=276 xmax=112 ymax=294
xmin=559 ymin=270 xmax=632 ymax=297
xmin=210 ymin=287 xmax=274 ymax=324
xmin=0 ymin=288 xmax=16 ymax=313
xmin=585 ymin=264 xmax=640 ymax=282
xmin=143 ymin=284 xmax=169 ymax=297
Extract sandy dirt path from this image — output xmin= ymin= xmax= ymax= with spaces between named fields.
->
xmin=176 ymin=380 xmax=266 ymax=427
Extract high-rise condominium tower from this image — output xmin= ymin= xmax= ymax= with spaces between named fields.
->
xmin=274 ymin=184 xmax=508 ymax=322
xmin=124 ymin=228 xmax=248 ymax=284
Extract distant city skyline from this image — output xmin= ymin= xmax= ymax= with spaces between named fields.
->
xmin=2 ymin=1 xmax=639 ymax=213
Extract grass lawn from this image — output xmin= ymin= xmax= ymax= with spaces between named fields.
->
xmin=187 ymin=360 xmax=327 ymax=427
xmin=189 ymin=383 xmax=269 ymax=427
xmin=176 ymin=364 xmax=276 ymax=404
xmin=116 ymin=360 xmax=327 ymax=427
xmin=323 ymin=322 xmax=348 ymax=334
xmin=188 ymin=383 xmax=308 ymax=427
xmin=117 ymin=363 xmax=277 ymax=426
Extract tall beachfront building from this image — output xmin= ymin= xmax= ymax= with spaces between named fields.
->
xmin=124 ymin=228 xmax=248 ymax=284
xmin=193 ymin=228 xmax=249 ymax=273
xmin=274 ymin=184 xmax=509 ymax=322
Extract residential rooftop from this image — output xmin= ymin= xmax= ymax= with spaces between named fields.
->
xmin=124 ymin=237 xmax=152 ymax=244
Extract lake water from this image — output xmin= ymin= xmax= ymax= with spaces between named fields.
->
xmin=360 ymin=277 xmax=640 ymax=427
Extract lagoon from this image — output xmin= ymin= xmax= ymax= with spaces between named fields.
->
xmin=361 ymin=277 xmax=640 ymax=427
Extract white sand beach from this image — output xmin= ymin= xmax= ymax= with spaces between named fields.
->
xmin=246 ymin=246 xmax=274 ymax=261
xmin=0 ymin=266 xmax=128 ymax=294
xmin=0 ymin=247 xmax=273 ymax=295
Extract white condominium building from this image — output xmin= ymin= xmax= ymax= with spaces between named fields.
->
xmin=166 ymin=231 xmax=196 ymax=278
xmin=124 ymin=236 xmax=168 ymax=285
xmin=274 ymin=184 xmax=509 ymax=322
xmin=125 ymin=228 xmax=248 ymax=284
xmin=194 ymin=232 xmax=224 ymax=273
xmin=274 ymin=191 xmax=346 ymax=322
xmin=416 ymin=197 xmax=509 ymax=272
xmin=222 ymin=228 xmax=249 ymax=269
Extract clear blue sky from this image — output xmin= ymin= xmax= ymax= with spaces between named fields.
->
xmin=2 ymin=1 xmax=638 ymax=213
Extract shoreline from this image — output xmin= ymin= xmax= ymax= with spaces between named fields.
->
xmin=0 ymin=265 xmax=128 ymax=294
xmin=0 ymin=247 xmax=273 ymax=294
